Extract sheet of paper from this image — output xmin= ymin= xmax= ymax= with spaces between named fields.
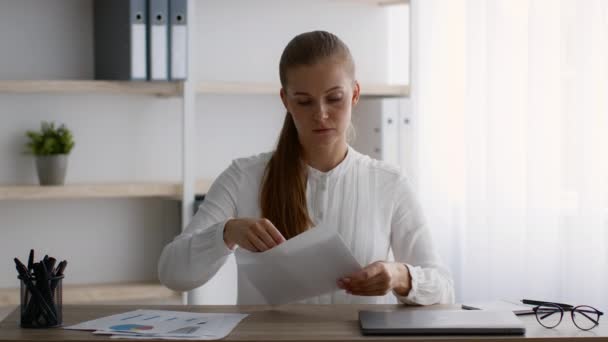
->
xmin=235 ymin=226 xmax=362 ymax=305
xmin=462 ymin=300 xmax=536 ymax=315
xmin=65 ymin=309 xmax=247 ymax=340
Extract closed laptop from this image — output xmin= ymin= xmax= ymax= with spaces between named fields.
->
xmin=359 ymin=310 xmax=526 ymax=335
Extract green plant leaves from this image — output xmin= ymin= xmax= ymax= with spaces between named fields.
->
xmin=25 ymin=121 xmax=75 ymax=156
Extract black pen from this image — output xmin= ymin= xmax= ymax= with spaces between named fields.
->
xmin=521 ymin=299 xmax=574 ymax=310
xmin=14 ymin=258 xmax=36 ymax=323
xmin=47 ymin=257 xmax=56 ymax=276
xmin=54 ymin=260 xmax=67 ymax=277
xmin=27 ymin=249 xmax=34 ymax=273
xmin=51 ymin=260 xmax=67 ymax=293
xmin=36 ymin=262 xmax=56 ymax=317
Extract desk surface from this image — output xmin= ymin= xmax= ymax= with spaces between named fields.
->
xmin=1 ymin=304 xmax=607 ymax=342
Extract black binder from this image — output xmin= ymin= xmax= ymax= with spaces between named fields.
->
xmin=93 ymin=0 xmax=148 ymax=80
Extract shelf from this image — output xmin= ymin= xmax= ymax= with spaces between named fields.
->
xmin=357 ymin=84 xmax=410 ymax=97
xmin=0 ymin=80 xmax=183 ymax=97
xmin=197 ymin=82 xmax=409 ymax=97
xmin=0 ymin=80 xmax=409 ymax=97
xmin=193 ymin=0 xmax=410 ymax=5
xmin=0 ymin=282 xmax=179 ymax=306
xmin=333 ymin=0 xmax=409 ymax=5
xmin=0 ymin=179 xmax=212 ymax=200
xmin=348 ymin=0 xmax=409 ymax=5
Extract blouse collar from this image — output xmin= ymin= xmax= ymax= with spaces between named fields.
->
xmin=306 ymin=145 xmax=357 ymax=180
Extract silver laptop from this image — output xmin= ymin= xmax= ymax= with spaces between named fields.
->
xmin=359 ymin=310 xmax=526 ymax=335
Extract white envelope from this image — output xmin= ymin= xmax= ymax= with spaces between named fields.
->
xmin=235 ymin=226 xmax=362 ymax=305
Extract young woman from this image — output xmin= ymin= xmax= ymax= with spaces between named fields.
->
xmin=158 ymin=31 xmax=454 ymax=305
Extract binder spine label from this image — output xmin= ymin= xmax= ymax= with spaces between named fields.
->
xmin=151 ymin=25 xmax=168 ymax=80
xmin=131 ymin=24 xmax=147 ymax=79
xmin=171 ymin=26 xmax=187 ymax=79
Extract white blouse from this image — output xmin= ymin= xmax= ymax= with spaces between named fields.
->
xmin=158 ymin=146 xmax=455 ymax=305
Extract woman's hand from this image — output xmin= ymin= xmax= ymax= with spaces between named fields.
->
xmin=337 ymin=261 xmax=412 ymax=297
xmin=223 ymin=218 xmax=286 ymax=252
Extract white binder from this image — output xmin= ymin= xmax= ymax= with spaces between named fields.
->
xmin=148 ymin=0 xmax=169 ymax=80
xmin=130 ymin=0 xmax=147 ymax=80
xmin=351 ymin=98 xmax=401 ymax=164
xmin=169 ymin=0 xmax=188 ymax=80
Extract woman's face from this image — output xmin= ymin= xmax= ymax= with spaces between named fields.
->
xmin=280 ymin=57 xmax=360 ymax=151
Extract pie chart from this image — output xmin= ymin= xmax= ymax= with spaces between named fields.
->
xmin=110 ymin=324 xmax=154 ymax=331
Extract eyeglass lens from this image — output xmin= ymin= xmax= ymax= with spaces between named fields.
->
xmin=535 ymin=303 xmax=563 ymax=328
xmin=572 ymin=305 xmax=601 ymax=331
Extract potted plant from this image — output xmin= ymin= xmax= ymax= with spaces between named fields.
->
xmin=25 ymin=121 xmax=75 ymax=186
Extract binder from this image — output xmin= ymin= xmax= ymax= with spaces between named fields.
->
xmin=380 ymin=99 xmax=400 ymax=166
xmin=93 ymin=0 xmax=147 ymax=80
xmin=148 ymin=0 xmax=169 ymax=80
xmin=351 ymin=98 xmax=400 ymax=164
xmin=169 ymin=0 xmax=188 ymax=80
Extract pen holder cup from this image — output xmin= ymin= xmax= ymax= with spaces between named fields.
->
xmin=18 ymin=275 xmax=63 ymax=328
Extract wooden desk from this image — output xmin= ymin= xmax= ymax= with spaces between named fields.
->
xmin=1 ymin=304 xmax=607 ymax=341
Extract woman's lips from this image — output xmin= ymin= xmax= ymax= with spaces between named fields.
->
xmin=313 ymin=128 xmax=334 ymax=134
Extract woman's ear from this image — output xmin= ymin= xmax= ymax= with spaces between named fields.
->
xmin=352 ymin=81 xmax=361 ymax=106
xmin=280 ymin=88 xmax=289 ymax=111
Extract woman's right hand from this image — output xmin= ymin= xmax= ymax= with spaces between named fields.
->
xmin=223 ymin=218 xmax=286 ymax=252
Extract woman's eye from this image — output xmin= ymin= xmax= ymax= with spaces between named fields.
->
xmin=328 ymin=97 xmax=343 ymax=103
xmin=297 ymin=101 xmax=312 ymax=106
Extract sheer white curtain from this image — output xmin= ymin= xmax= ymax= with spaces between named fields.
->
xmin=410 ymin=0 xmax=608 ymax=309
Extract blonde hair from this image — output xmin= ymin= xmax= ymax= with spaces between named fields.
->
xmin=260 ymin=31 xmax=355 ymax=239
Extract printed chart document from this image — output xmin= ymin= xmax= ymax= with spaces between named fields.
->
xmin=235 ymin=226 xmax=362 ymax=305
xmin=64 ymin=309 xmax=248 ymax=340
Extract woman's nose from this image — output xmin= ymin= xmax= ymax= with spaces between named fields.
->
xmin=312 ymin=103 xmax=329 ymax=121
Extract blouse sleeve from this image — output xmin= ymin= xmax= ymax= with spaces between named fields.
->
xmin=389 ymin=176 xmax=455 ymax=305
xmin=157 ymin=161 xmax=242 ymax=292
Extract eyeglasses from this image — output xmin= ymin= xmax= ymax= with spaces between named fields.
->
xmin=533 ymin=302 xmax=604 ymax=331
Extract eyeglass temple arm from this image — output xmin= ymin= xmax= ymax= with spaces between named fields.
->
xmin=575 ymin=309 xmax=603 ymax=325
xmin=579 ymin=311 xmax=599 ymax=325
xmin=538 ymin=309 xmax=561 ymax=320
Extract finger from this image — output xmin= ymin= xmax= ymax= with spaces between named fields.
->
xmin=345 ymin=280 xmax=391 ymax=294
xmin=348 ymin=286 xmax=391 ymax=297
xmin=254 ymin=225 xmax=278 ymax=249
xmin=346 ymin=279 xmax=388 ymax=295
xmin=247 ymin=232 xmax=270 ymax=252
xmin=347 ymin=268 xmax=385 ymax=287
xmin=260 ymin=219 xmax=286 ymax=244
xmin=239 ymin=240 xmax=259 ymax=253
xmin=346 ymin=275 xmax=387 ymax=291
xmin=342 ymin=270 xmax=372 ymax=285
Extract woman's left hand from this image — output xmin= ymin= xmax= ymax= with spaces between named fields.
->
xmin=337 ymin=261 xmax=412 ymax=297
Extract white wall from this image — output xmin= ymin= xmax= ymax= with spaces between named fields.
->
xmin=0 ymin=0 xmax=409 ymax=299
xmin=194 ymin=0 xmax=390 ymax=84
xmin=0 ymin=0 xmax=92 ymax=80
